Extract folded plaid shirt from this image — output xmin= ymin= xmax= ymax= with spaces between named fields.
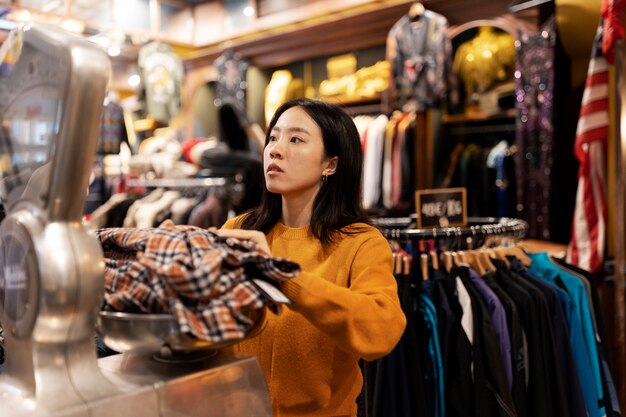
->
xmin=96 ymin=220 xmax=300 ymax=343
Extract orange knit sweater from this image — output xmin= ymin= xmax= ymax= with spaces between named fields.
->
xmin=222 ymin=218 xmax=406 ymax=417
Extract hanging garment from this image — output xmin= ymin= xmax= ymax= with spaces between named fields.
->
xmin=432 ymin=269 xmax=474 ymax=417
xmin=382 ymin=115 xmax=400 ymax=209
xmin=123 ymin=188 xmax=165 ymax=227
xmin=481 ymin=271 xmax=528 ymax=417
xmin=468 ymin=269 xmax=513 ymax=388
xmin=90 ymin=192 xmax=135 ymax=228
xmin=457 ymin=266 xmax=518 ymax=417
xmin=137 ymin=41 xmax=184 ymax=124
xmin=391 ymin=113 xmax=409 ymax=207
xmin=514 ymin=16 xmax=556 ymax=240
xmin=97 ymin=100 xmax=128 ymax=155
xmin=491 ymin=259 xmax=559 ymax=417
xmin=419 ymin=291 xmax=445 ymax=417
xmin=371 ymin=272 xmax=427 ymax=417
xmin=214 ymin=49 xmax=249 ymax=113
xmin=552 ymin=257 xmax=621 ymax=417
xmin=507 ymin=257 xmax=597 ymax=417
xmin=134 ymin=190 xmax=181 ymax=228
xmin=453 ymin=27 xmax=515 ymax=100
xmin=386 ymin=10 xmax=458 ymax=112
xmin=362 ymin=114 xmax=389 ymax=209
xmin=528 ymin=252 xmax=607 ymax=417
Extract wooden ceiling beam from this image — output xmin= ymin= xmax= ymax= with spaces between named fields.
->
xmin=184 ymin=0 xmax=512 ymax=69
xmin=185 ymin=2 xmax=412 ymax=69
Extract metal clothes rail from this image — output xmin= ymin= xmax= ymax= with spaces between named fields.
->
xmin=373 ymin=216 xmax=529 ymax=244
xmin=125 ymin=177 xmax=230 ymax=188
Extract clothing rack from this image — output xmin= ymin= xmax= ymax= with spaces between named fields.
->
xmin=365 ymin=213 xmax=615 ymax=417
xmin=373 ymin=215 xmax=528 ymax=244
xmin=509 ymin=0 xmax=553 ymax=14
xmin=343 ymin=102 xmax=386 ymax=116
xmin=126 ymin=177 xmax=230 ymax=188
xmin=447 ymin=123 xmax=517 ymax=136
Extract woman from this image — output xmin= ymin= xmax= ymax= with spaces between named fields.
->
xmin=217 ymin=98 xmax=406 ymax=417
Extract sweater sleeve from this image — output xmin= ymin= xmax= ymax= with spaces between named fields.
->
xmin=221 ymin=216 xmax=243 ymax=229
xmin=280 ymin=233 xmax=406 ymax=361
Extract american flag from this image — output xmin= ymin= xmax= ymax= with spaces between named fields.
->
xmin=566 ymin=19 xmax=610 ymax=273
xmin=601 ymin=0 xmax=626 ymax=64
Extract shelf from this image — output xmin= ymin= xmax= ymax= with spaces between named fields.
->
xmin=441 ymin=108 xmax=517 ymax=124
xmin=317 ymin=95 xmax=383 ymax=115
xmin=319 ymin=95 xmax=381 ymax=106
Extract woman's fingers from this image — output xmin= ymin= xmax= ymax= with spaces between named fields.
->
xmin=213 ymin=228 xmax=271 ymax=255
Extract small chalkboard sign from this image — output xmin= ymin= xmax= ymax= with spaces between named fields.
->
xmin=415 ymin=187 xmax=467 ymax=228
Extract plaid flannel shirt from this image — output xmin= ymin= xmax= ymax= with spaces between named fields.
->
xmin=96 ymin=220 xmax=300 ymax=343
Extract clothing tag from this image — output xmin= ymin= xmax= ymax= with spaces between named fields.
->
xmin=252 ymin=279 xmax=292 ymax=305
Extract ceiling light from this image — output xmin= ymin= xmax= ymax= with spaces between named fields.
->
xmin=243 ymin=6 xmax=254 ymax=17
xmin=128 ymin=74 xmax=141 ymax=87
xmin=60 ymin=19 xmax=85 ymax=34
xmin=107 ymin=45 xmax=121 ymax=56
xmin=9 ymin=9 xmax=31 ymax=23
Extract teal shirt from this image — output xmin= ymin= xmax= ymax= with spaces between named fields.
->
xmin=529 ymin=252 xmax=605 ymax=417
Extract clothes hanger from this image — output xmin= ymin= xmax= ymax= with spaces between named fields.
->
xmin=478 ymin=250 xmax=496 ymax=273
xmin=404 ymin=254 xmax=413 ymax=276
xmin=504 ymin=245 xmax=533 ymax=266
xmin=472 ymin=227 xmax=496 ymax=273
xmin=429 ymin=249 xmax=439 ymax=271
xmin=440 ymin=251 xmax=453 ymax=273
xmin=491 ymin=246 xmax=511 ymax=267
xmin=451 ymin=251 xmax=461 ymax=267
xmin=465 ymin=250 xmax=486 ymax=275
xmin=408 ymin=1 xmax=425 ymax=20
xmin=481 ymin=247 xmax=504 ymax=269
xmin=392 ymin=252 xmax=398 ymax=274
xmin=420 ymin=253 xmax=429 ymax=281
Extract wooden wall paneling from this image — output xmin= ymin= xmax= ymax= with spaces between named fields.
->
xmin=257 ymin=0 xmax=311 ymax=17
xmin=425 ymin=0 xmax=511 ymax=24
xmin=183 ymin=64 xmax=218 ymax=139
xmin=425 ymin=109 xmax=440 ymax=189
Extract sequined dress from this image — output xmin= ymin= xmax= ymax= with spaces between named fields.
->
xmin=514 ymin=16 xmax=556 ymax=240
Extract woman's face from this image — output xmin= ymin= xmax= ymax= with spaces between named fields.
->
xmin=264 ymin=106 xmax=335 ymax=199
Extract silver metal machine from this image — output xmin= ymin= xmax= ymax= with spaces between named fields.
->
xmin=0 ymin=24 xmax=271 ymax=417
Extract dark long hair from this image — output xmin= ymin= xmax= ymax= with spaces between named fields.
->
xmin=241 ymin=98 xmax=369 ymax=246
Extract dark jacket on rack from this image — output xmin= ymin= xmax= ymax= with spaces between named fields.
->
xmin=457 ymin=266 xmax=517 ymax=417
xmin=491 ymin=259 xmax=569 ymax=417
xmin=481 ymin=271 xmax=527 ymax=417
xmin=552 ymin=258 xmax=622 ymax=417
xmin=367 ymin=271 xmax=428 ymax=417
xmin=432 ymin=269 xmax=474 ymax=417
xmin=508 ymin=257 xmax=587 ymax=417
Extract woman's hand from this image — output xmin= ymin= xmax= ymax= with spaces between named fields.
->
xmin=211 ymin=228 xmax=272 ymax=256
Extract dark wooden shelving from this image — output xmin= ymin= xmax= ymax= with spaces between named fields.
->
xmin=441 ymin=108 xmax=517 ymax=124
